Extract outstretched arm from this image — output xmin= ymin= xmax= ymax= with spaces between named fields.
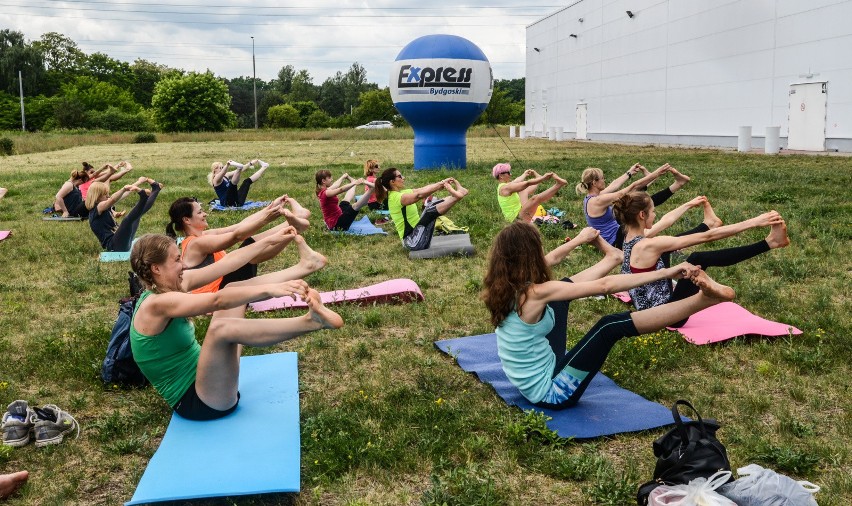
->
xmin=189 ymin=201 xmax=284 ymax=255
xmin=600 ymin=163 xmax=641 ymax=194
xmin=399 ymin=179 xmax=448 ymax=206
xmin=499 ymin=171 xmax=550 ymax=196
xmin=211 ymin=163 xmax=230 ymax=187
xmin=325 ymin=177 xmax=362 ymax=197
xmin=644 ymin=196 xmax=706 ymax=238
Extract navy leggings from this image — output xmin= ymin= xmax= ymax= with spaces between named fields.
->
xmin=224 ymin=179 xmax=252 ymax=207
xmin=110 ymin=184 xmax=162 ymax=251
xmin=537 ymin=278 xmax=640 ymax=410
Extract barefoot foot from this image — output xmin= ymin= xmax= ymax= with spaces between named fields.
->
xmin=693 ymin=270 xmax=735 ymax=302
xmin=766 ymin=220 xmax=790 ymax=249
xmin=0 ymin=470 xmax=28 ymax=499
xmin=702 ymin=201 xmax=723 ymax=228
xmin=283 ymin=208 xmax=310 ymax=233
xmin=306 ymin=289 xmax=344 ymax=329
xmin=294 ymin=235 xmax=326 ymax=272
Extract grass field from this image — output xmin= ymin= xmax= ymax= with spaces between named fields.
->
xmin=0 ymin=127 xmax=850 ymax=505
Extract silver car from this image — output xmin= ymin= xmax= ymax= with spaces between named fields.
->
xmin=355 ymin=120 xmax=394 ymax=129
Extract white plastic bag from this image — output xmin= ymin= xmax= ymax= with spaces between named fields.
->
xmin=649 ymin=471 xmax=737 ymax=506
xmin=717 ymin=464 xmax=819 ymax=506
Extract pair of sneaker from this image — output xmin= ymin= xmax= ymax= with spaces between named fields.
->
xmin=1 ymin=400 xmax=80 ymax=448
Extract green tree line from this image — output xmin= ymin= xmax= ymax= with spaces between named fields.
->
xmin=0 ymin=29 xmax=524 ymax=132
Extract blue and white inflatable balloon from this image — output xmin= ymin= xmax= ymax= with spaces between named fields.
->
xmin=390 ymin=34 xmax=492 ymax=170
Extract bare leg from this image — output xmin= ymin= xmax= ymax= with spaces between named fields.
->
xmin=342 ymin=184 xmax=359 ymax=204
xmin=434 ymin=181 xmax=468 ymax=215
xmin=239 ymin=235 xmax=326 ymax=281
xmin=0 ymin=471 xmax=28 ymax=499
xmin=702 ymin=200 xmax=723 ymax=229
xmin=351 ymin=185 xmax=374 ymax=212
xmin=631 ymin=270 xmax=734 ymax=333
xmin=0 ymin=187 xmax=7 ymax=200
xmin=766 ymin=220 xmax=790 ymax=249
xmin=519 ymin=176 xmax=566 ymax=222
xmin=196 ymin=289 xmax=343 ymax=410
xmin=229 ymin=165 xmax=244 ymax=186
xmin=569 ymin=235 xmax=624 ymax=282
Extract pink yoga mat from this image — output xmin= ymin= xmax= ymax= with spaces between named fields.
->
xmin=668 ymin=302 xmax=802 ymax=345
xmin=612 ymin=291 xmax=631 ymax=303
xmin=0 ymin=231 xmax=10 ymax=241
xmin=250 ymin=278 xmax=424 ymax=312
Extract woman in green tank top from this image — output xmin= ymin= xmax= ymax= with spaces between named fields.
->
xmin=129 ymin=231 xmax=343 ymax=420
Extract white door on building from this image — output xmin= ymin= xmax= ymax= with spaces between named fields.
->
xmin=575 ymin=103 xmax=588 ymax=140
xmin=787 ymin=82 xmax=826 ymax=151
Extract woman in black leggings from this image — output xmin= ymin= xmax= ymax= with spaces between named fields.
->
xmin=614 ymin=191 xmax=790 ymax=325
xmin=85 ymin=177 xmax=163 ymax=252
xmin=481 ymin=221 xmax=734 ymax=409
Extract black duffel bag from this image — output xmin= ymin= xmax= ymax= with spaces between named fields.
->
xmin=637 ymin=400 xmax=732 ymax=505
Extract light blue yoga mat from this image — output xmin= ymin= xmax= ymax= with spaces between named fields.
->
xmin=330 ymin=215 xmax=387 ymax=236
xmin=434 ymin=333 xmax=675 ymax=439
xmin=209 ymin=200 xmax=270 ymax=211
xmin=126 ymin=352 xmax=300 ymax=505
xmin=100 ymin=251 xmax=130 ymax=262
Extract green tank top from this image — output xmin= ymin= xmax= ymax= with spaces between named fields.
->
xmin=388 ymin=189 xmax=421 ymax=240
xmin=130 ymin=290 xmax=201 ymax=408
xmin=497 ymin=183 xmax=521 ymax=221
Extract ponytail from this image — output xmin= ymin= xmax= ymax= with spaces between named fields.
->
xmin=575 ymin=167 xmax=603 ymax=195
xmin=374 ymin=167 xmax=398 ymax=204
xmin=166 ymin=197 xmax=196 ymax=238
xmin=314 ymin=169 xmax=331 ymax=194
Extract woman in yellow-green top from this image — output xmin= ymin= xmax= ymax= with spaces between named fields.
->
xmin=493 ymin=163 xmax=567 ymax=222
xmin=373 ymin=167 xmax=468 ymax=251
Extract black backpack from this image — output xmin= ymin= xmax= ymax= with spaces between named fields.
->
xmin=101 ymin=295 xmax=149 ymax=387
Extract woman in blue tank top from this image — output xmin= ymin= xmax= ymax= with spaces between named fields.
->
xmin=482 ymin=221 xmax=735 ymax=409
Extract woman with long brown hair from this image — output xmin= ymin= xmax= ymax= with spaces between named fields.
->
xmin=482 ymin=221 xmax=734 ymax=409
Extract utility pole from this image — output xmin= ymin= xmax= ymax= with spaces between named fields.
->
xmin=251 ymin=36 xmax=258 ymax=129
xmin=18 ymin=71 xmax=26 ymax=132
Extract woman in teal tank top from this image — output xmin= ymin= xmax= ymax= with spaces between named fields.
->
xmin=482 ymin=222 xmax=736 ymax=409
xmin=129 ymin=232 xmax=343 ymax=420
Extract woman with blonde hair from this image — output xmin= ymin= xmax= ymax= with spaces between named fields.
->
xmin=129 ymin=231 xmax=341 ymax=420
xmin=85 ymin=177 xmax=163 ymax=251
xmin=362 ymin=159 xmax=385 ymax=211
xmin=482 ymin=221 xmax=735 ymax=409
xmin=576 ymin=163 xmax=690 ymax=245
xmin=209 ymin=159 xmax=270 ymax=207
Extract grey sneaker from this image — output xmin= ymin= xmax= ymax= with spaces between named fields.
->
xmin=33 ymin=404 xmax=80 ymax=447
xmin=2 ymin=400 xmax=36 ymax=447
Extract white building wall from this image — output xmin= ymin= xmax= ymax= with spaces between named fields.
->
xmin=526 ymin=0 xmax=852 ymax=150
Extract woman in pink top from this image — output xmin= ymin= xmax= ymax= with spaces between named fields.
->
xmin=314 ymin=170 xmax=375 ymax=231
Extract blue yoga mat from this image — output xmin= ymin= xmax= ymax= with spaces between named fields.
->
xmin=209 ymin=200 xmax=270 ymax=211
xmin=434 ymin=334 xmax=675 ymax=439
xmin=330 ymin=215 xmax=387 ymax=236
xmin=126 ymin=352 xmax=300 ymax=505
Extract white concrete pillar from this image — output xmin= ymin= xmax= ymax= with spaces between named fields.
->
xmin=765 ymin=126 xmax=781 ymax=154
xmin=548 ymin=127 xmax=556 ymax=140
xmin=555 ymin=126 xmax=564 ymax=141
xmin=519 ymin=126 xmax=526 ymax=139
xmin=509 ymin=125 xmax=516 ymax=138
xmin=737 ymin=126 xmax=752 ymax=152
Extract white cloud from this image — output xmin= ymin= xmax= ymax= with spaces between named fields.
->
xmin=1 ymin=0 xmax=557 ymax=85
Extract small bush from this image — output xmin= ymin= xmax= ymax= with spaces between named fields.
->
xmin=133 ymin=132 xmax=157 ymax=144
xmin=0 ymin=137 xmax=13 ymax=155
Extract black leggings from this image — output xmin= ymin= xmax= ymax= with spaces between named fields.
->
xmin=224 ymin=179 xmax=252 ymax=207
xmin=110 ymin=184 xmax=162 ymax=251
xmin=538 ymin=286 xmax=639 ymax=410
xmin=660 ymin=224 xmax=770 ymax=326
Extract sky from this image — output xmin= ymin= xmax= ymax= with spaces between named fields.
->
xmin=1 ymin=0 xmax=564 ymax=86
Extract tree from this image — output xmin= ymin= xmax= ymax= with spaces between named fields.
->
xmin=289 ymin=69 xmax=316 ymax=102
xmin=318 ymin=72 xmax=346 ymax=116
xmin=257 ymin=89 xmax=286 ymax=127
xmin=85 ymin=52 xmax=133 ymax=90
xmin=343 ymin=62 xmax=375 ymax=114
xmin=495 ymin=78 xmax=524 ymax=103
xmin=61 ymin=76 xmax=139 ymax=113
xmin=477 ymin=88 xmax=523 ymax=125
xmin=305 ymin=109 xmax=330 ymax=128
xmin=266 ymin=103 xmax=300 ymax=128
xmin=131 ymin=59 xmax=173 ymax=107
xmin=352 ymin=88 xmax=397 ymax=126
xmin=151 ymin=71 xmax=235 ymax=132
xmin=34 ymin=32 xmax=87 ymax=95
xmin=227 ymin=76 xmax=269 ymax=128
xmin=274 ymin=65 xmax=295 ymax=95
xmin=290 ymin=101 xmax=319 ymax=125
xmin=0 ymin=29 xmax=45 ymax=96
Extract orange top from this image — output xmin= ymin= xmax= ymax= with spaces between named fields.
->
xmin=180 ymin=235 xmax=226 ymax=294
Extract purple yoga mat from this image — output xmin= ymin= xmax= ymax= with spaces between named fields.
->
xmin=250 ymin=278 xmax=423 ymax=312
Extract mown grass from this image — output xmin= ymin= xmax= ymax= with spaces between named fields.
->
xmin=0 ymin=131 xmax=850 ymax=505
